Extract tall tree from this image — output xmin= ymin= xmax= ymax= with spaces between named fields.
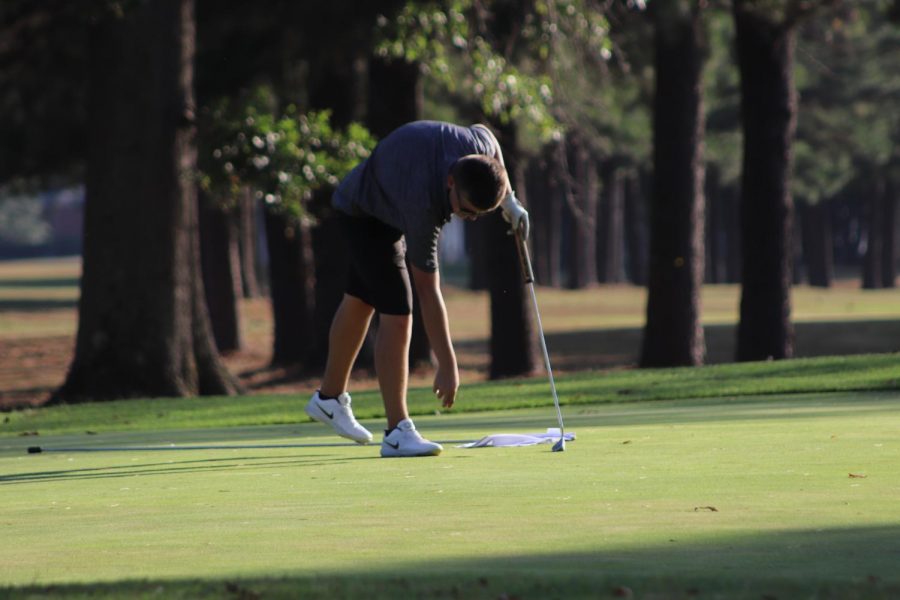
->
xmin=486 ymin=122 xmax=539 ymax=378
xmin=640 ymin=0 xmax=706 ymax=368
xmin=55 ymin=0 xmax=241 ymax=402
xmin=198 ymin=192 xmax=243 ymax=352
xmin=791 ymin=1 xmax=897 ymax=288
xmin=732 ymin=1 xmax=820 ymax=361
xmin=598 ymin=158 xmax=627 ymax=283
xmin=525 ymin=143 xmax=564 ymax=287
xmin=563 ymin=134 xmax=599 ymax=289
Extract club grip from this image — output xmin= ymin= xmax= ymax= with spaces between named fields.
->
xmin=514 ymin=230 xmax=534 ymax=284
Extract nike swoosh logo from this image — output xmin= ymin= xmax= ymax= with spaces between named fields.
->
xmin=385 ymin=441 xmax=400 ymax=450
xmin=318 ymin=405 xmax=334 ymax=419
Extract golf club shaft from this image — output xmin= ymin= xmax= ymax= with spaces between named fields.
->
xmin=514 ymin=231 xmax=565 ymax=438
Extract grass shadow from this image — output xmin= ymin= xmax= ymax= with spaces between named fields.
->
xmin=0 ymin=277 xmax=79 ymax=289
xmin=1 ymin=525 xmax=898 ymax=598
xmin=0 ymin=298 xmax=78 ymax=312
xmin=0 ymin=452 xmax=378 ymax=485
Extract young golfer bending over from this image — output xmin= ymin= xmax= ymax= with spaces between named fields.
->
xmin=305 ymin=120 xmax=529 ymax=457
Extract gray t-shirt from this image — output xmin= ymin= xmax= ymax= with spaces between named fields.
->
xmin=333 ymin=121 xmax=499 ymax=272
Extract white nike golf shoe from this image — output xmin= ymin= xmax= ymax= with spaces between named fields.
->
xmin=381 ymin=418 xmax=443 ymax=458
xmin=305 ymin=391 xmax=373 ymax=444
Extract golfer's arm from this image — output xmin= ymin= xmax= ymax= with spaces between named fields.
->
xmin=410 ymin=266 xmax=457 ymax=369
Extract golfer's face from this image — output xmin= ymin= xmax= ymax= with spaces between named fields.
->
xmin=450 ymin=185 xmax=483 ymax=221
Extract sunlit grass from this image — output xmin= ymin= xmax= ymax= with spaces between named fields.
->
xmin=3 ymin=353 xmax=898 ymax=437
xmin=2 ymin=392 xmax=899 ymax=598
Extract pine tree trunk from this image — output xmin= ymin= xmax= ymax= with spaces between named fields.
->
xmin=598 ymin=160 xmax=626 ymax=283
xmin=862 ymin=175 xmax=884 ymax=289
xmin=792 ymin=212 xmax=804 ymax=285
xmin=734 ymin=3 xmax=796 ymax=361
xmin=705 ymin=165 xmax=721 ymax=283
xmin=800 ymin=201 xmax=833 ymax=288
xmin=724 ymin=186 xmax=742 ymax=283
xmin=199 ymin=193 xmax=242 ymax=353
xmin=640 ymin=3 xmax=706 ymax=368
xmin=564 ymin=136 xmax=598 ymax=289
xmin=487 ymin=124 xmax=538 ymax=379
xmin=367 ymin=58 xmax=423 ymax=138
xmin=264 ymin=210 xmax=316 ymax=366
xmin=55 ymin=0 xmax=241 ymax=402
xmin=624 ymin=170 xmax=649 ymax=286
xmin=882 ymin=176 xmax=897 ymax=288
xmin=190 ymin=193 xmax=244 ymax=395
xmin=526 ymin=144 xmax=562 ymax=287
xmin=238 ymin=188 xmax=263 ymax=298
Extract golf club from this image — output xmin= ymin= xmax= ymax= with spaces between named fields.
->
xmin=514 ymin=227 xmax=567 ymax=452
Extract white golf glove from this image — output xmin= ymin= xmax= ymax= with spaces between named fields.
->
xmin=501 ymin=191 xmax=530 ymax=239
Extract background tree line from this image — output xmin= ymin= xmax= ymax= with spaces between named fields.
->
xmin=0 ymin=0 xmax=897 ymax=402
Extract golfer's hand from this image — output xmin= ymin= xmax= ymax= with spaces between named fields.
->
xmin=433 ymin=364 xmax=459 ymax=409
xmin=501 ymin=191 xmax=530 ymax=239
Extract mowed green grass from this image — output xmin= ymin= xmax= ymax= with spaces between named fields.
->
xmin=2 ymin=373 xmax=900 ymax=598
xmin=3 ymin=259 xmax=900 ymax=597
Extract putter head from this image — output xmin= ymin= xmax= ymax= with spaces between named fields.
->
xmin=551 ymin=437 xmax=566 ymax=452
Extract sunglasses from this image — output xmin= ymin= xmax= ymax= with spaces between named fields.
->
xmin=456 ymin=204 xmax=481 ymax=218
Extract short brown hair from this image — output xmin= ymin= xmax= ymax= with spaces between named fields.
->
xmin=450 ymin=154 xmax=508 ymax=211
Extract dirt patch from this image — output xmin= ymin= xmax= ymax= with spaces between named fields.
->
xmin=0 ymin=336 xmax=74 ymax=408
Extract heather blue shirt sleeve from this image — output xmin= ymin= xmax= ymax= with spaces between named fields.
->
xmin=332 ymin=121 xmax=496 ymax=272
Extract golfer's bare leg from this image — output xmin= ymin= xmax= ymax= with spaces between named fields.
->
xmin=376 ymin=313 xmax=412 ymax=429
xmin=320 ymin=294 xmax=375 ymax=397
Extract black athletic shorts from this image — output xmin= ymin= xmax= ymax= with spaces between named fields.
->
xmin=340 ymin=213 xmax=413 ymax=316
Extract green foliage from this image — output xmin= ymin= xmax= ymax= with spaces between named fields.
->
xmin=703 ymin=8 xmax=742 ymax=187
xmin=375 ymin=1 xmax=564 ymax=141
xmin=375 ymin=1 xmax=657 ymax=162
xmin=794 ymin=0 xmax=900 ymax=203
xmin=198 ymin=87 xmax=376 ymax=218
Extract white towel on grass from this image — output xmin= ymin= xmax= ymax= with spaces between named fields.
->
xmin=456 ymin=429 xmax=576 ymax=448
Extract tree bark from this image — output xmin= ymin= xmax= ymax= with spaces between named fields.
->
xmin=264 ymin=210 xmax=316 ymax=366
xmin=598 ymin=160 xmax=626 ymax=283
xmin=640 ymin=2 xmax=706 ymax=368
xmin=55 ymin=0 xmax=241 ymax=402
xmin=882 ymin=175 xmax=897 ymax=288
xmin=624 ymin=169 xmax=649 ymax=286
xmin=486 ymin=123 xmax=538 ymax=379
xmin=563 ymin=136 xmax=598 ymax=289
xmin=238 ymin=188 xmax=264 ymax=298
xmin=705 ymin=164 xmax=722 ymax=283
xmin=717 ymin=183 xmax=741 ymax=283
xmin=199 ymin=193 xmax=243 ymax=352
xmin=367 ymin=58 xmax=423 ymax=138
xmin=734 ymin=2 xmax=796 ymax=361
xmin=862 ymin=181 xmax=883 ymax=289
xmin=525 ymin=143 xmax=562 ymax=287
xmin=800 ymin=200 xmax=833 ymax=287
